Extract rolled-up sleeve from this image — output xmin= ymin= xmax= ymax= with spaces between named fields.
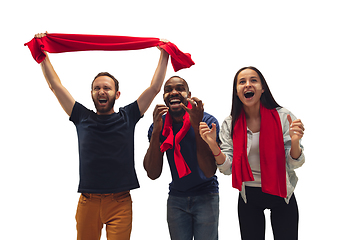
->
xmin=279 ymin=108 xmax=305 ymax=170
xmin=218 ymin=116 xmax=233 ymax=175
xmin=218 ymin=110 xmax=305 ymax=175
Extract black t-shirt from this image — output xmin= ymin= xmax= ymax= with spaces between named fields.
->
xmin=70 ymin=101 xmax=142 ymax=193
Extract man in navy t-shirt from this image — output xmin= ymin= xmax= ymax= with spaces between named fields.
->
xmin=144 ymin=76 xmax=220 ymax=240
xmin=35 ymin=32 xmax=170 ymax=240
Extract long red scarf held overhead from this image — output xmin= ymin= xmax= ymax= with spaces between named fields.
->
xmin=24 ymin=33 xmax=195 ymax=72
xmin=232 ymin=104 xmax=287 ymax=198
xmin=160 ymin=102 xmax=192 ymax=178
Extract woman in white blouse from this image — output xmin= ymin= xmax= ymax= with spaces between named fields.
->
xmin=199 ymin=66 xmax=305 ymax=240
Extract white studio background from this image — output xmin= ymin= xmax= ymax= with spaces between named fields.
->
xmin=1 ymin=0 xmax=358 ymax=239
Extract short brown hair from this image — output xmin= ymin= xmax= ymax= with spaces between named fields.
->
xmin=92 ymin=72 xmax=119 ymax=92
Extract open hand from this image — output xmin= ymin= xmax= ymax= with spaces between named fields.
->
xmin=153 ymin=104 xmax=168 ymax=132
xmin=181 ymin=97 xmax=204 ymax=128
xmin=199 ymin=122 xmax=217 ymax=146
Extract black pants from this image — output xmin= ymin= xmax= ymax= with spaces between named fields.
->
xmin=238 ymin=186 xmax=298 ymax=240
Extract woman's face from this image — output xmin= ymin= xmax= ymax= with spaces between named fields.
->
xmin=236 ymin=68 xmax=264 ymax=108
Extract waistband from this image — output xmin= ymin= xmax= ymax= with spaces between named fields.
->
xmin=81 ymin=191 xmax=130 ymax=200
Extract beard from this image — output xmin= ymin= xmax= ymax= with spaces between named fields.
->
xmin=168 ymin=106 xmax=186 ymax=118
xmin=92 ymin=96 xmax=116 ymax=114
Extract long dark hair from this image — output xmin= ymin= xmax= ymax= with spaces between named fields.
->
xmin=230 ymin=66 xmax=281 ymax=137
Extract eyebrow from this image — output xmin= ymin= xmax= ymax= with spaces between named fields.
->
xmin=93 ymin=84 xmax=112 ymax=89
xmin=239 ymin=76 xmax=259 ymax=80
xmin=165 ymin=83 xmax=185 ymax=88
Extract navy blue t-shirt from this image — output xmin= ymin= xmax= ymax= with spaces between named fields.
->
xmin=70 ymin=101 xmax=142 ymax=193
xmin=148 ymin=112 xmax=219 ymax=197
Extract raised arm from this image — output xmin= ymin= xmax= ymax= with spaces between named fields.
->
xmin=182 ymin=98 xmax=217 ymax=178
xmin=137 ymin=45 xmax=169 ymax=116
xmin=286 ymin=114 xmax=305 ymax=160
xmin=36 ymin=33 xmax=75 ymax=116
xmin=143 ymin=105 xmax=167 ymax=180
xmin=199 ymin=122 xmax=227 ymax=166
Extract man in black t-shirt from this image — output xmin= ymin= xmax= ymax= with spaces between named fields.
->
xmin=35 ymin=32 xmax=169 ymax=240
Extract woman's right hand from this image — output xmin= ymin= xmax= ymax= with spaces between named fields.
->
xmin=199 ymin=122 xmax=217 ymax=147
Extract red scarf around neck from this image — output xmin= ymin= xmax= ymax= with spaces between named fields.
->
xmin=24 ymin=33 xmax=194 ymax=72
xmin=160 ymin=102 xmax=192 ymax=178
xmin=232 ymin=104 xmax=287 ymax=198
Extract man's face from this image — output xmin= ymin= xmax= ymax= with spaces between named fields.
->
xmin=91 ymin=76 xmax=120 ymax=115
xmin=163 ymin=77 xmax=190 ymax=118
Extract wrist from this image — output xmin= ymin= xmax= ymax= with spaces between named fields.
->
xmin=290 ymin=144 xmax=302 ymax=159
xmin=152 ymin=126 xmax=162 ymax=135
xmin=160 ymin=48 xmax=169 ymax=57
xmin=212 ymin=146 xmax=221 ymax=157
xmin=291 ymin=139 xmax=301 ymax=149
xmin=209 ymin=143 xmax=221 ymax=156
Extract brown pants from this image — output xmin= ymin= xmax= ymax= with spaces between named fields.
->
xmin=75 ymin=191 xmax=132 ymax=240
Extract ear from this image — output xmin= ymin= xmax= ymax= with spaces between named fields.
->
xmin=115 ymin=91 xmax=121 ymax=100
xmin=188 ymin=91 xmax=191 ymax=98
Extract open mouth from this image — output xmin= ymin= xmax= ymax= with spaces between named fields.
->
xmin=170 ymin=99 xmax=181 ymax=105
xmin=244 ymin=91 xmax=255 ymax=99
xmin=99 ymin=98 xmax=108 ymax=104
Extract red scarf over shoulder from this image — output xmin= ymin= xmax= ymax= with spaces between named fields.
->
xmin=24 ymin=33 xmax=194 ymax=72
xmin=160 ymin=102 xmax=192 ymax=178
xmin=232 ymin=104 xmax=287 ymax=198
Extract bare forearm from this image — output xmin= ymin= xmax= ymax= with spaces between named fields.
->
xmin=40 ymin=55 xmax=62 ymax=91
xmin=143 ymin=131 xmax=164 ymax=180
xmin=199 ymin=121 xmax=226 ymax=166
xmin=150 ymin=50 xmax=169 ymax=92
xmin=206 ymin=141 xmax=226 ymax=166
xmin=290 ymin=140 xmax=302 ymax=159
xmin=194 ymin=126 xmax=217 ymax=178
xmin=138 ymin=50 xmax=169 ymax=116
xmin=39 ymin=54 xmax=75 ymax=116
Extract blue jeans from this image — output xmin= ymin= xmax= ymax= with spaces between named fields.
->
xmin=167 ymin=193 xmax=219 ymax=240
